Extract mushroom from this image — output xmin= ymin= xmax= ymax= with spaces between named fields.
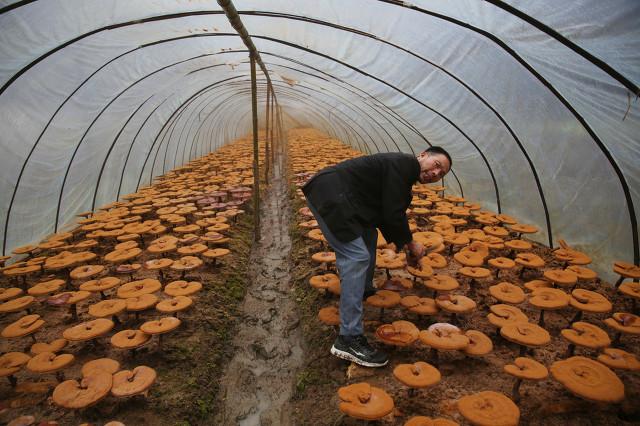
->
xmin=143 ymin=258 xmax=173 ymax=281
xmin=125 ymin=293 xmax=159 ymax=321
xmin=603 ymin=312 xmax=640 ymax=345
xmin=69 ymin=264 xmax=105 ymax=281
xmin=1 ymin=314 xmax=45 ymax=342
xmin=52 ymin=370 xmax=113 ymax=409
xmin=613 ymin=260 xmax=640 ymax=288
xmin=419 ymin=323 xmax=469 ymax=365
xmin=177 ymin=243 xmax=208 ymax=256
xmin=0 ymin=287 xmax=23 ymax=302
xmin=423 ymin=274 xmax=459 ymax=296
xmin=156 ymin=295 xmax=193 ymax=317
xmin=503 ymin=357 xmax=548 ymax=403
xmin=523 ymin=279 xmax=551 ymax=292
xmin=31 ymin=338 xmax=68 ymax=355
xmin=483 ymin=225 xmax=509 ymax=238
xmin=164 ymin=280 xmax=202 ymax=297
xmin=28 ymin=278 xmax=66 ymax=297
xmin=114 ymin=263 xmax=142 ymax=281
xmin=26 ymin=352 xmax=74 ymax=382
xmin=463 ymin=330 xmax=493 ymax=357
xmin=550 ymin=356 xmax=624 ymax=403
xmin=309 ymin=273 xmax=340 ymax=294
xmin=528 ymin=287 xmax=570 ymax=326
xmin=111 ymin=329 xmax=151 ymax=352
xmin=487 ymin=257 xmax=516 ymax=279
xmin=597 ymin=348 xmax=640 ymax=371
xmin=88 ymin=299 xmax=127 ymax=324
xmin=338 ymin=382 xmax=394 ymax=421
xmin=111 ymin=365 xmax=157 ymax=397
xmin=404 ymin=416 xmax=459 ymax=426
xmin=0 ymin=295 xmax=35 ymax=314
xmin=488 ymin=282 xmax=526 ymax=304
xmin=435 ymin=294 xmax=476 ymax=324
xmin=566 ymin=265 xmax=598 ymax=284
xmin=311 ymin=251 xmax=337 ymax=271
xmin=3 ymin=264 xmax=41 ymax=289
xmin=201 ymin=248 xmax=230 ymax=266
xmin=453 ymin=251 xmax=484 ymax=267
xmin=421 ymin=252 xmax=448 ymax=269
xmin=543 ymin=269 xmax=578 ymax=289
xmin=81 ymin=358 xmax=121 ymax=377
xmin=393 ymin=361 xmax=441 ymax=397
xmin=406 ymin=257 xmax=434 ymax=281
xmin=504 ymin=239 xmax=532 ymax=258
xmin=560 ymin=321 xmax=611 ymax=356
xmin=140 ymin=316 xmax=182 ymax=347
xmin=317 ymin=306 xmax=340 ymax=326
xmin=63 ymin=318 xmax=114 ymax=342
xmin=500 ymin=322 xmax=550 ymax=356
xmin=508 ymin=223 xmax=538 ymax=237
xmin=365 ymin=290 xmax=401 ymax=321
xmin=53 ymin=290 xmax=91 ymax=321
xmin=377 ymin=276 xmax=413 ymax=292
xmin=0 ymin=352 xmax=31 ymax=387
xmin=487 ymin=304 xmax=529 ymax=337
xmin=117 ymin=278 xmax=162 ymax=299
xmin=375 ymin=320 xmax=419 ymax=347
xmin=514 ymin=252 xmax=545 ymax=278
xmin=79 ymin=276 xmax=121 ymax=299
xmin=104 ymin=247 xmax=142 ymax=265
xmin=400 ymin=295 xmax=439 ymax=317
xmin=376 ymin=248 xmax=406 ymax=279
xmin=457 ymin=390 xmax=520 ymax=426
xmin=443 ymin=233 xmax=470 ymax=255
xmin=569 ymin=288 xmax=612 ymax=323
xmin=552 ymin=241 xmax=591 ymax=266
xmin=170 ymin=255 xmax=204 ymax=279
xmin=457 ymin=267 xmax=491 ymax=295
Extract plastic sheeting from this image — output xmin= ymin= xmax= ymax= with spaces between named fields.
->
xmin=0 ymin=0 xmax=638 ymax=282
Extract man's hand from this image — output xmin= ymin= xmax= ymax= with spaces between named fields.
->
xmin=405 ymin=240 xmax=426 ymax=267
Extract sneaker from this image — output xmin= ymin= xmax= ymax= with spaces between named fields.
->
xmin=330 ymin=335 xmax=388 ymax=367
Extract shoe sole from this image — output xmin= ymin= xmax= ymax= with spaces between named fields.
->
xmin=330 ymin=345 xmax=388 ymax=368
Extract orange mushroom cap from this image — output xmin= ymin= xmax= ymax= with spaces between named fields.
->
xmin=457 ymin=391 xmax=520 ymax=426
xmin=423 ymin=274 xmax=459 ymax=292
xmin=489 ymin=282 xmax=526 ymax=304
xmin=550 ymin=356 xmax=624 ymax=403
xmin=463 ymin=330 xmax=493 ymax=356
xmin=52 ymin=371 xmax=113 ymax=409
xmin=26 ymin=352 xmax=74 ymax=373
xmin=117 ymin=279 xmax=162 ymax=299
xmin=111 ymin=329 xmax=151 ymax=349
xmin=2 ymin=314 xmax=45 ymax=338
xmin=63 ymin=318 xmax=114 ymax=341
xmin=419 ymin=324 xmax=469 ymax=350
xmin=338 ymin=382 xmax=394 ymax=421
xmin=529 ymin=287 xmax=570 ymax=310
xmin=317 ymin=306 xmax=340 ymax=326
xmin=393 ymin=361 xmax=441 ymax=388
xmin=31 ymin=338 xmax=68 ymax=355
xmin=309 ymin=273 xmax=340 ymax=290
xmin=597 ymin=348 xmax=640 ymax=371
xmin=81 ymin=358 xmax=121 ymax=377
xmin=0 ymin=352 xmax=31 ymax=377
xmin=140 ymin=316 xmax=182 ymax=335
xmin=569 ymin=289 xmax=612 ymax=313
xmin=375 ymin=320 xmax=420 ymax=346
xmin=561 ymin=321 xmax=611 ymax=349
xmin=487 ymin=304 xmax=529 ymax=328
xmin=504 ymin=357 xmax=548 ymax=380
xmin=156 ymin=295 xmax=193 ymax=313
xmin=400 ymin=296 xmax=439 ymax=315
xmin=366 ymin=290 xmax=401 ymax=308
xmin=111 ymin=365 xmax=157 ymax=397
xmin=500 ymin=322 xmax=550 ymax=347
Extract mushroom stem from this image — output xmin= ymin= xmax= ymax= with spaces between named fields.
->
xmin=408 ymin=388 xmax=416 ymax=398
xmin=614 ymin=276 xmax=625 ymax=288
xmin=519 ymin=345 xmax=527 ymax=356
xmin=495 ymin=269 xmax=500 ymax=279
xmin=385 ymin=269 xmax=391 ymax=280
xmin=30 ymin=333 xmax=37 ymax=343
xmin=99 ymin=291 xmax=106 ymax=300
xmin=569 ymin=310 xmax=583 ymax=324
xmin=20 ymin=275 xmax=28 ymax=291
xmin=612 ymin=332 xmax=622 ymax=347
xmin=566 ymin=343 xmax=576 ymax=357
xmin=56 ymin=371 xmax=65 ymax=382
xmin=430 ymin=347 xmax=439 ymax=366
xmin=519 ymin=267 xmax=527 ymax=279
xmin=159 ymin=270 xmax=164 ymax=281
xmin=538 ymin=309 xmax=545 ymax=327
xmin=7 ymin=375 xmax=17 ymax=387
xmin=512 ymin=378 xmax=522 ymax=403
xmin=112 ymin=315 xmax=121 ymax=326
xmin=158 ymin=333 xmax=164 ymax=348
xmin=70 ymin=304 xmax=78 ymax=322
xmin=378 ymin=308 xmax=385 ymax=322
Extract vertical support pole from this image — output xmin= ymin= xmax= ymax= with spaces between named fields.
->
xmin=250 ymin=53 xmax=260 ymax=241
xmin=265 ymin=85 xmax=271 ymax=184
xmin=270 ymin=93 xmax=276 ymax=169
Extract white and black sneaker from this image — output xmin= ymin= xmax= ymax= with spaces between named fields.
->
xmin=330 ymin=335 xmax=388 ymax=367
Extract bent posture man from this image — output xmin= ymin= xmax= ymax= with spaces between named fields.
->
xmin=302 ymin=146 xmax=452 ymax=367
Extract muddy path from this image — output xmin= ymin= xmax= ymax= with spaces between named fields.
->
xmin=215 ymin=151 xmax=304 ymax=425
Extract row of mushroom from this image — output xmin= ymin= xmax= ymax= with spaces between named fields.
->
xmin=289 ymin=128 xmax=638 ymax=425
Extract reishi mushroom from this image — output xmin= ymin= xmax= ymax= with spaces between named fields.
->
xmin=338 ymin=382 xmax=394 ymax=421
xmin=393 ymin=361 xmax=441 ymax=397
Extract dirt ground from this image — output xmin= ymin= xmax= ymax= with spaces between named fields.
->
xmin=288 ymin=192 xmax=640 ymax=426
xmin=0 ymin=212 xmax=253 ymax=426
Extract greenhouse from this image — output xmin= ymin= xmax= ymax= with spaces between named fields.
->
xmin=0 ymin=1 xmax=638 ymax=425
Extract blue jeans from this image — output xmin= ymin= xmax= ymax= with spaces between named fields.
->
xmin=307 ymin=201 xmax=377 ymax=336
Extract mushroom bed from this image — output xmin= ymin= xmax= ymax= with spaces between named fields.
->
xmin=0 ymin=139 xmax=256 ymax=425
xmin=287 ymin=130 xmax=640 ymax=425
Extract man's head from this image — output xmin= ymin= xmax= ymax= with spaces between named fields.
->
xmin=416 ymin=146 xmax=452 ymax=184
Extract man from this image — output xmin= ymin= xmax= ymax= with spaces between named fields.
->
xmin=302 ymin=146 xmax=452 ymax=367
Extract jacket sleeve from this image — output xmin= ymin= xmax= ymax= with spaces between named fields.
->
xmin=380 ymin=157 xmax=414 ymax=249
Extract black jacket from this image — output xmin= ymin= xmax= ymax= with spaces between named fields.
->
xmin=302 ymin=152 xmax=420 ymax=249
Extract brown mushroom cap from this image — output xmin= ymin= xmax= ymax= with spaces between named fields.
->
xmin=52 ymin=370 xmax=113 ymax=408
xmin=2 ymin=314 xmax=45 ymax=338
xmin=338 ymin=382 xmax=394 ymax=421
xmin=3 ymin=264 xmax=41 ymax=277
xmin=28 ymin=279 xmax=66 ymax=296
xmin=543 ymin=269 xmax=578 ymax=287
xmin=0 ymin=352 xmax=31 ymax=377
xmin=88 ymin=299 xmax=127 ymax=318
xmin=111 ymin=329 xmax=151 ymax=349
xmin=504 ymin=239 xmax=532 ymax=251
xmin=104 ymin=247 xmax=142 ymax=263
xmin=202 ymin=248 xmax=231 ymax=259
xmin=57 ymin=290 xmax=92 ymax=305
xmin=81 ymin=358 xmax=121 ymax=377
xmin=561 ymin=321 xmax=611 ymax=349
xmin=407 ymin=258 xmax=434 ymax=278
xmin=400 ymin=296 xmax=439 ymax=315
xmin=140 ymin=316 xmax=182 ymax=334
xmin=457 ymin=391 xmax=520 ymax=426
xmin=458 ymin=266 xmax=491 ymax=279
xmin=454 ymin=251 xmax=484 ymax=267
xmin=170 ymin=255 xmax=204 ymax=271
xmin=156 ymin=295 xmax=193 ymax=313
xmin=117 ymin=279 xmax=162 ymax=299
xmin=489 ymin=282 xmax=526 ymax=304
xmin=309 ymin=273 xmax=340 ymax=290
xmin=376 ymin=249 xmax=406 ymax=269
xmin=423 ymin=274 xmax=459 ymax=292
xmin=26 ymin=352 xmax=74 ymax=373
xmin=604 ymin=312 xmax=640 ymax=334
xmin=79 ymin=276 xmax=121 ymax=293
xmin=500 ymin=322 xmax=551 ymax=347
xmin=613 ymin=261 xmax=640 ymax=278
xmin=0 ymin=295 xmax=35 ymax=313
xmin=393 ymin=361 xmax=441 ymax=388
xmin=515 ymin=252 xmax=545 ymax=268
xmin=422 ymin=252 xmax=448 ymax=269
xmin=550 ymin=356 xmax=624 ymax=403
xmin=488 ymin=257 xmax=516 ymax=270
xmin=529 ymin=287 xmax=570 ymax=310
xmin=419 ymin=324 xmax=469 ymax=350
xmin=69 ymin=264 xmax=105 ymax=280
xmin=177 ymin=243 xmax=208 ymax=256
xmin=566 ymin=265 xmax=597 ymax=280
xmin=164 ymin=280 xmax=202 ymax=297
xmin=125 ymin=293 xmax=159 ymax=311
xmin=504 ymin=357 xmax=548 ymax=380
xmin=597 ymin=348 xmax=640 ymax=371
xmin=111 ymin=365 xmax=157 ymax=397
xmin=435 ymin=294 xmax=476 ymax=314
xmin=143 ymin=258 xmax=173 ymax=270
xmin=31 ymin=338 xmax=68 ymax=355
xmin=463 ymin=330 xmax=493 ymax=356
xmin=375 ymin=320 xmax=420 ymax=346
xmin=366 ymin=290 xmax=401 ymax=308
xmin=404 ymin=416 xmax=459 ymax=426
xmin=569 ymin=289 xmax=612 ymax=313
xmin=523 ymin=279 xmax=551 ymax=292
xmin=317 ymin=306 xmax=340 ymax=326
xmin=487 ymin=304 xmax=529 ymax=328
xmin=619 ymin=281 xmax=640 ymax=300
xmin=63 ymin=318 xmax=114 ymax=341
xmin=0 ymin=287 xmax=24 ymax=301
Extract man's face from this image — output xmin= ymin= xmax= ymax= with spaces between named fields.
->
xmin=417 ymin=152 xmax=450 ymax=184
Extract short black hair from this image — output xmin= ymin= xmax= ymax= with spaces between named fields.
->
xmin=424 ymin=146 xmax=452 ymax=169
